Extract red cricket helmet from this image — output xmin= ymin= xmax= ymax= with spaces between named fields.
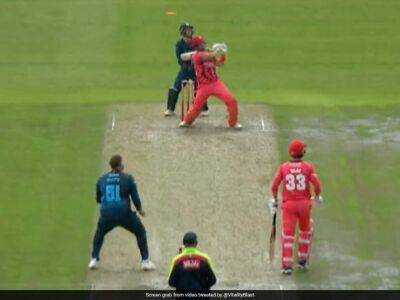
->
xmin=288 ymin=140 xmax=306 ymax=158
xmin=189 ymin=35 xmax=205 ymax=48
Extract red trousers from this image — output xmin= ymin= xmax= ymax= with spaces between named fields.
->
xmin=281 ymin=200 xmax=313 ymax=268
xmin=183 ymin=80 xmax=238 ymax=127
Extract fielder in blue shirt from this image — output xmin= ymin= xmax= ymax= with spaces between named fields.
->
xmin=88 ymin=155 xmax=156 ymax=271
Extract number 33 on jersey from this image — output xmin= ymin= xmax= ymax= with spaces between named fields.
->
xmin=271 ymin=161 xmax=321 ymax=202
xmin=285 ymin=173 xmax=306 ymax=191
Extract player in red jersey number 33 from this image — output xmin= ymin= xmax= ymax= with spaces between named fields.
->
xmin=270 ymin=140 xmax=322 ymax=275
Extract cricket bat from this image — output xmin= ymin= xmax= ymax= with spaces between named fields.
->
xmin=269 ymin=212 xmax=277 ymax=263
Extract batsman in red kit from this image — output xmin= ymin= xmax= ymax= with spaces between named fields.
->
xmin=269 ymin=140 xmax=322 ymax=275
xmin=179 ymin=36 xmax=242 ymax=129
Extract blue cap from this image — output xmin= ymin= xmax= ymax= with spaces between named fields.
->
xmin=183 ymin=231 xmax=198 ymax=246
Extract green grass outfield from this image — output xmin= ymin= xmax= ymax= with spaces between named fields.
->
xmin=0 ymin=105 xmax=105 ymax=289
xmin=272 ymin=105 xmax=400 ymax=288
xmin=0 ymin=0 xmax=399 ymax=288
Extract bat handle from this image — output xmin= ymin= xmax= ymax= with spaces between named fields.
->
xmin=272 ymin=212 xmax=277 ymax=227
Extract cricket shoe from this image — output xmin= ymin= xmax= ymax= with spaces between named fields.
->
xmin=227 ymin=123 xmax=243 ymax=129
xmin=141 ymin=259 xmax=156 ymax=271
xmin=281 ymin=267 xmax=293 ymax=275
xmin=200 ymin=110 xmax=209 ymax=117
xmin=164 ymin=109 xmax=175 ymax=116
xmin=179 ymin=121 xmax=190 ymax=128
xmin=88 ymin=258 xmax=99 ymax=270
xmin=297 ymin=261 xmax=309 ymax=271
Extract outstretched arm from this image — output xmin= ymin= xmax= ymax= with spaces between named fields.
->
xmin=180 ymin=50 xmax=220 ymax=62
xmin=96 ymin=179 xmax=101 ymax=204
xmin=271 ymin=167 xmax=283 ymax=200
xmin=180 ymin=51 xmax=196 ymax=61
xmin=199 ymin=51 xmax=219 ymax=62
xmin=128 ymin=175 xmax=143 ymax=211
xmin=310 ymin=165 xmax=321 ymax=196
xmin=215 ymin=54 xmax=226 ymax=66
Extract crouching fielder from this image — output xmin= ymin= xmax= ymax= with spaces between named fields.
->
xmin=88 ymin=155 xmax=155 ymax=271
xmin=269 ymin=141 xmax=322 ymax=275
xmin=179 ymin=36 xmax=241 ymax=129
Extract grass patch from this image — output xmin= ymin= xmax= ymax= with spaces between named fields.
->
xmin=0 ymin=104 xmax=105 ymax=288
xmin=1 ymin=0 xmax=399 ymax=105
xmin=272 ymin=104 xmax=400 ymax=288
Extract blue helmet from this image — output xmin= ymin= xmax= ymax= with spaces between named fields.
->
xmin=179 ymin=22 xmax=194 ymax=36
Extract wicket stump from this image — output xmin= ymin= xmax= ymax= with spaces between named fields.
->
xmin=180 ymin=80 xmax=194 ymax=121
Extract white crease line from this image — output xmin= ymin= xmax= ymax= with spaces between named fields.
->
xmin=258 ymin=117 xmax=278 ymax=133
xmin=111 ymin=112 xmax=116 ymax=131
xmin=279 ymin=284 xmax=284 ymax=290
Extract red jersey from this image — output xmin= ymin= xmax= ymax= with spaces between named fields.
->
xmin=192 ymin=50 xmax=219 ymax=85
xmin=271 ymin=160 xmax=321 ymax=202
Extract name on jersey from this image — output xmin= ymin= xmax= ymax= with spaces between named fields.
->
xmin=290 ymin=168 xmax=302 ymax=174
xmin=107 ymin=174 xmax=120 ymax=183
xmin=183 ymin=259 xmax=200 ymax=270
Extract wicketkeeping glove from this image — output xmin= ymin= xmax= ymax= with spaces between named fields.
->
xmin=268 ymin=198 xmax=278 ymax=215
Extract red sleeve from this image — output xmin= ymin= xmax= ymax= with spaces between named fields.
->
xmin=309 ymin=164 xmax=321 ymax=196
xmin=192 ymin=51 xmax=200 ymax=64
xmin=271 ymin=166 xmax=283 ymax=199
xmin=215 ymin=54 xmax=226 ymax=66
xmin=195 ymin=51 xmax=207 ymax=63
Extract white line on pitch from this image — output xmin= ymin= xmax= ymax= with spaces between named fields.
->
xmin=261 ymin=118 xmax=265 ymax=131
xmin=111 ymin=112 xmax=116 ymax=131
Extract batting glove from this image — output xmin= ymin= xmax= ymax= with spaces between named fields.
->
xmin=212 ymin=43 xmax=228 ymax=55
xmin=314 ymin=195 xmax=324 ymax=204
xmin=268 ymin=198 xmax=278 ymax=215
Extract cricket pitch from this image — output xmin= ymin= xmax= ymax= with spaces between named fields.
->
xmin=87 ymin=103 xmax=290 ymax=289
